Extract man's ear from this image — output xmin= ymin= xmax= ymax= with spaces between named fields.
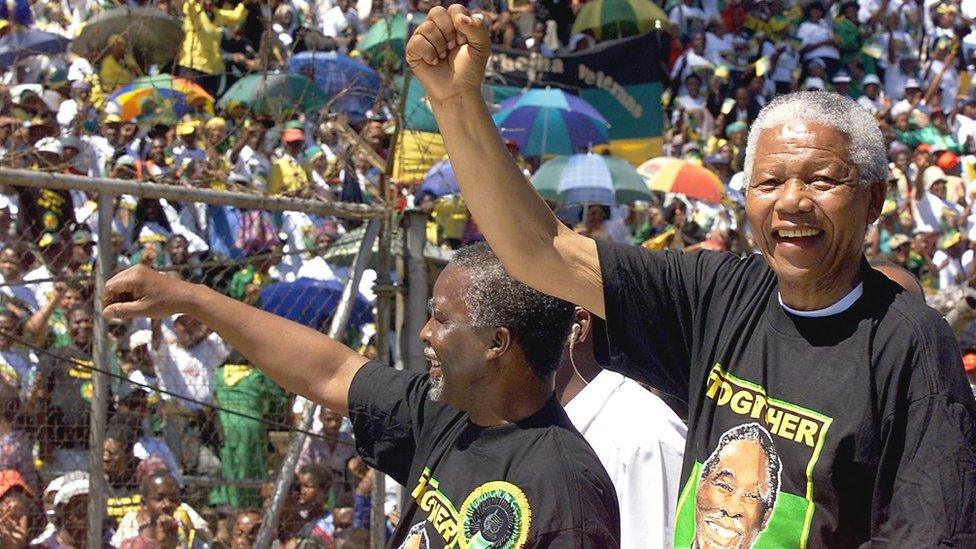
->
xmin=866 ymin=179 xmax=887 ymax=225
xmin=574 ymin=307 xmax=592 ymax=344
xmin=485 ymin=327 xmax=511 ymax=361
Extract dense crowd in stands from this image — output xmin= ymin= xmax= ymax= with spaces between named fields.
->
xmin=2 ymin=0 xmax=976 ymax=546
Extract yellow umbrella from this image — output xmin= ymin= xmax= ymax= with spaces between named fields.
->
xmin=572 ymin=0 xmax=670 ymax=41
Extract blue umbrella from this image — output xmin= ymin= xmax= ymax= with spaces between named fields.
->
xmin=493 ymin=89 xmax=609 ymax=157
xmin=287 ymin=52 xmax=381 ymax=122
xmin=0 ymin=28 xmax=69 ymax=67
xmin=415 ymin=160 xmax=459 ymax=199
xmin=260 ymin=278 xmax=373 ymax=330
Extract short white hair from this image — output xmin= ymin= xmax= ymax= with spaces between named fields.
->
xmin=742 ymin=91 xmax=888 ymax=189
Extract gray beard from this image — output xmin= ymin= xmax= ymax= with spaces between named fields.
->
xmin=428 ymin=376 xmax=445 ymax=402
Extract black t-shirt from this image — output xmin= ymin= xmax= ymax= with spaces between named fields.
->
xmin=596 ymin=240 xmax=976 ymax=547
xmin=348 ymin=361 xmax=620 ymax=548
xmin=40 ymin=345 xmax=94 ymax=449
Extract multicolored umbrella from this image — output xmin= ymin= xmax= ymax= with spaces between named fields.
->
xmin=493 ymin=89 xmax=609 ymax=157
xmin=532 ymin=153 xmax=651 ymax=205
xmin=0 ymin=28 xmax=69 ymax=67
xmin=572 ymin=0 xmax=670 ymax=41
xmin=107 ymin=74 xmax=214 ymax=122
xmin=416 ymin=160 xmax=460 ymax=199
xmin=286 ymin=52 xmax=381 ymax=121
xmin=638 ymin=157 xmax=725 ymax=203
xmin=218 ymin=72 xmax=327 ymax=116
xmin=70 ymin=6 xmax=183 ymax=66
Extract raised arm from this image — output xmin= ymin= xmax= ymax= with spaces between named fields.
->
xmin=407 ymin=5 xmax=606 ymax=316
xmin=102 ymin=266 xmax=367 ymax=416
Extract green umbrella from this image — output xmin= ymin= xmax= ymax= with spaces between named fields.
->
xmin=357 ymin=13 xmax=412 ymax=68
xmin=321 ymin=223 xmax=403 ymax=269
xmin=572 ymin=0 xmax=670 ymax=41
xmin=532 ymin=154 xmax=651 ymax=205
xmin=218 ymin=73 xmax=327 ymax=116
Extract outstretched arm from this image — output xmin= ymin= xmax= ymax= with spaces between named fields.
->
xmin=407 ymin=5 xmax=605 ymax=316
xmin=103 ymin=266 xmax=367 ymax=416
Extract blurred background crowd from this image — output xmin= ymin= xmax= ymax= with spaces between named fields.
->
xmin=1 ymin=0 xmax=976 ymax=546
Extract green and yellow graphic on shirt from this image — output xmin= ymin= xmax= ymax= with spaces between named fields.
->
xmin=405 ymin=467 xmax=532 ymax=548
xmin=674 ymin=364 xmax=833 ymax=549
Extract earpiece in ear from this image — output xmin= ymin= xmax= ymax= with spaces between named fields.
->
xmin=571 ymin=323 xmax=581 ymax=340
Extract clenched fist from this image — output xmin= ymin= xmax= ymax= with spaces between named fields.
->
xmin=406 ymin=5 xmax=491 ymax=103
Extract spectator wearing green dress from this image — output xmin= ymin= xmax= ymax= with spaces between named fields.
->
xmin=209 ymin=354 xmax=288 ymax=509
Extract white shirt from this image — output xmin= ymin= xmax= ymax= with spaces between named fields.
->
xmin=913 ymin=191 xmax=960 ymax=233
xmin=704 ymin=32 xmax=734 ymax=67
xmin=564 ymin=370 xmax=687 ymax=549
xmin=668 ymin=5 xmax=706 ymax=36
xmin=762 ymin=41 xmax=799 ymax=83
xmin=796 ymin=20 xmax=839 ymax=61
xmin=150 ymin=332 xmax=230 ymax=412
xmin=933 ymin=249 xmax=975 ymax=289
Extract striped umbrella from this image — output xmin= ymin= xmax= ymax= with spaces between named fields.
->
xmin=572 ymin=0 xmax=670 ymax=41
xmin=107 ymin=74 xmax=214 ymax=122
xmin=493 ymin=89 xmax=609 ymax=157
xmin=638 ymin=157 xmax=724 ymax=203
xmin=532 ymin=154 xmax=651 ymax=205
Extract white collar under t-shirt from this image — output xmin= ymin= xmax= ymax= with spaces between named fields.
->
xmin=779 ymin=283 xmax=864 ymax=318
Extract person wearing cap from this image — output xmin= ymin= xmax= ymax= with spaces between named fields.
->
xmin=37 ymin=477 xmax=97 ymax=548
xmin=32 ymin=137 xmax=63 ymax=171
xmin=99 ymin=34 xmax=143 ymax=93
xmin=857 ymin=73 xmax=885 ymax=114
xmin=268 ymin=123 xmax=310 ymax=196
xmin=913 ymin=165 xmax=962 ymax=234
xmin=55 ymin=80 xmax=95 ymax=130
xmin=305 ymin=144 xmax=338 ymax=194
xmin=932 ymin=229 xmax=974 ymax=290
xmin=172 ymin=121 xmax=205 ymax=180
xmin=0 ymin=469 xmax=41 ymax=547
xmin=406 ymin=14 xmax=976 ymax=545
xmin=831 ymin=70 xmax=853 ymax=97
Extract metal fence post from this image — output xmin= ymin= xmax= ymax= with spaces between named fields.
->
xmin=89 ymin=192 xmax=114 ymax=547
xmin=255 ymin=218 xmax=382 ymax=548
xmin=401 ymin=210 xmax=429 ymax=374
xmin=370 ymin=213 xmax=394 ymax=549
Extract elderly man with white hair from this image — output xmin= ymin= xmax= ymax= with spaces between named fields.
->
xmin=405 ymin=5 xmax=976 ymax=546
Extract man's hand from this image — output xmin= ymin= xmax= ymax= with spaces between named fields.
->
xmin=155 ymin=514 xmax=180 ymax=547
xmin=103 ymin=265 xmax=195 ymax=320
xmin=406 ymin=5 xmax=491 ymax=103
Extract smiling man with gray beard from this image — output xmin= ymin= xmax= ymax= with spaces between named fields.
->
xmin=102 ymin=242 xmax=620 ymax=548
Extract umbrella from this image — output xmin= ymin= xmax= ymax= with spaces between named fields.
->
xmin=70 ymin=6 xmax=183 ymax=67
xmin=416 ymin=160 xmax=459 ymax=199
xmin=638 ymin=157 xmax=724 ymax=203
xmin=532 ymin=153 xmax=651 ymax=205
xmin=357 ymin=13 xmax=409 ymax=67
xmin=287 ymin=52 xmax=381 ymax=121
xmin=260 ymin=278 xmax=373 ymax=330
xmin=218 ymin=72 xmax=327 ymax=116
xmin=321 ymin=223 xmax=402 ymax=269
xmin=572 ymin=0 xmax=669 ymax=40
xmin=107 ymin=74 xmax=214 ymax=122
xmin=0 ymin=28 xmax=69 ymax=67
xmin=493 ymin=89 xmax=609 ymax=157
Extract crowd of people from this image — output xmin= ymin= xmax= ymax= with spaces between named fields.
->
xmin=0 ymin=0 xmax=976 ymax=546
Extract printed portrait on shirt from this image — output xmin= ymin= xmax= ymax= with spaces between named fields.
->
xmin=398 ymin=521 xmax=430 ymax=549
xmin=693 ymin=423 xmax=782 ymax=549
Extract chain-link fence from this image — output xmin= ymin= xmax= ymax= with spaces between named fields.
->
xmin=0 ymin=167 xmax=395 ymax=548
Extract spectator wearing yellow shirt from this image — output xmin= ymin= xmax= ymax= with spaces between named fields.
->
xmin=176 ymin=0 xmax=246 ymax=96
xmin=268 ymin=125 xmax=309 ymax=196
xmin=98 ymin=35 xmax=142 ymax=93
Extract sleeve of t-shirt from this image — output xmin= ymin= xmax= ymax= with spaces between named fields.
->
xmin=346 ymin=361 xmax=458 ymax=485
xmin=595 ymin=239 xmax=742 ymax=400
xmin=869 ymin=325 xmax=976 ymax=545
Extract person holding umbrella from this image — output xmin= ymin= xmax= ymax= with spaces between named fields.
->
xmin=405 ymin=5 xmax=976 ymax=546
